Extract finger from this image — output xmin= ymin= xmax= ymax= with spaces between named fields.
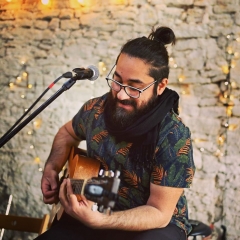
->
xmin=59 ymin=179 xmax=68 ymax=205
xmin=43 ymin=195 xmax=59 ymax=204
xmin=43 ymin=189 xmax=58 ymax=198
xmin=66 ymin=178 xmax=73 ymax=195
xmin=66 ymin=179 xmax=78 ymax=203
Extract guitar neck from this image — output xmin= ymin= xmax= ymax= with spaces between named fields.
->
xmin=70 ymin=179 xmax=87 ymax=195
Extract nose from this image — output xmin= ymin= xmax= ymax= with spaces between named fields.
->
xmin=116 ymin=88 xmax=130 ymax=101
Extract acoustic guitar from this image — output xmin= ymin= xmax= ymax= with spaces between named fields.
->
xmin=49 ymin=147 xmax=121 ymax=226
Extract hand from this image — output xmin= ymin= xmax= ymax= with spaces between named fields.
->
xmin=41 ymin=168 xmax=60 ymax=204
xmin=59 ymin=178 xmax=103 ymax=228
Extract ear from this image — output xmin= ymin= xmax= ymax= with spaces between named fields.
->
xmin=156 ymin=78 xmax=168 ymax=95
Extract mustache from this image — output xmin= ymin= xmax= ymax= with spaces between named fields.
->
xmin=117 ymin=99 xmax=136 ymax=107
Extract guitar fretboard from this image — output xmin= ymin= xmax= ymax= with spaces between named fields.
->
xmin=70 ymin=179 xmax=86 ymax=195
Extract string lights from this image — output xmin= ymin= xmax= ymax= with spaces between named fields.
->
xmin=169 ymin=56 xmax=190 ymax=97
xmin=169 ymin=34 xmax=239 ymax=157
xmin=98 ymin=60 xmax=107 ymax=77
xmin=216 ymin=33 xmax=239 ymax=158
xmin=7 ymin=61 xmax=43 ymax=172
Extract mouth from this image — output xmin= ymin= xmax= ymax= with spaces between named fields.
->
xmin=117 ymin=102 xmax=134 ymax=110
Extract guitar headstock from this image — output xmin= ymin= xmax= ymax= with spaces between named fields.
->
xmin=83 ymin=170 xmax=121 ymax=213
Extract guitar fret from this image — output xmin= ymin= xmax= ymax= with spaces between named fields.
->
xmin=70 ymin=179 xmax=85 ymax=195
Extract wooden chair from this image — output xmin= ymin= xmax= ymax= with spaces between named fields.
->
xmin=0 ymin=213 xmax=50 ymax=235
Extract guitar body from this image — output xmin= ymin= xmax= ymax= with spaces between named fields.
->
xmin=50 ymin=147 xmax=100 ymax=223
xmin=68 ymin=147 xmax=100 ymax=201
xmin=49 ymin=146 xmax=120 ymax=227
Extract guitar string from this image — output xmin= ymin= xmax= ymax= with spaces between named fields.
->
xmin=70 ymin=179 xmax=84 ymax=194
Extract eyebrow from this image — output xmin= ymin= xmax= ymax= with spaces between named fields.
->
xmin=114 ymin=71 xmax=143 ymax=84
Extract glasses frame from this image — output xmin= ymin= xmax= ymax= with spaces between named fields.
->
xmin=105 ymin=64 xmax=157 ymax=99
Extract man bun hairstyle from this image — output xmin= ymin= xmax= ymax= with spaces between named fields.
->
xmin=118 ymin=26 xmax=176 ymax=93
xmin=148 ymin=26 xmax=176 ymax=45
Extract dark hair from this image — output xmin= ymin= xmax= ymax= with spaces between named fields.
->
xmin=116 ymin=26 xmax=176 ymax=93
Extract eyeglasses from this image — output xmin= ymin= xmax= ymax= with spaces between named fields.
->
xmin=105 ymin=65 xmax=157 ymax=99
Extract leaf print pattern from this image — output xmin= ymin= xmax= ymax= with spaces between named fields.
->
xmin=94 ymin=99 xmax=105 ymax=119
xmin=117 ymin=143 xmax=132 ymax=156
xmin=118 ymin=187 xmax=129 ymax=199
xmin=152 ymin=165 xmax=165 ymax=185
xmin=177 ymin=138 xmax=191 ymax=156
xmin=123 ymin=170 xmax=139 ymax=188
xmin=84 ymin=98 xmax=99 ymax=111
xmin=185 ymin=167 xmax=194 ymax=184
xmin=92 ymin=130 xmax=108 ymax=143
xmin=78 ymin=123 xmax=85 ymax=135
xmin=72 ymin=93 xmax=195 ymax=235
xmin=94 ymin=155 xmax=109 ymax=171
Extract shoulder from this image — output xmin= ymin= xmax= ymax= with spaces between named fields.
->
xmin=159 ymin=111 xmax=191 ymax=142
xmin=82 ymin=93 xmax=108 ymax=113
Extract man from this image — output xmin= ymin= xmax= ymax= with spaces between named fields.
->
xmin=36 ymin=26 xmax=195 ymax=240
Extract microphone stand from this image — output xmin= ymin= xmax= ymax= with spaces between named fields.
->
xmin=0 ymin=77 xmax=77 ymax=148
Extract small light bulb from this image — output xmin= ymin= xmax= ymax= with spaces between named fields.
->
xmin=231 ymin=81 xmax=237 ymax=88
xmin=22 ymin=72 xmax=28 ymax=78
xmin=231 ymin=60 xmax=236 ymax=68
xmin=9 ymin=82 xmax=14 ymax=88
xmin=41 ymin=0 xmax=49 ymax=5
xmin=33 ymin=119 xmax=42 ymax=129
xmin=221 ymin=65 xmax=229 ymax=74
xmin=34 ymin=157 xmax=41 ymax=164
xmin=16 ymin=76 xmax=22 ymax=83
xmin=218 ymin=136 xmax=224 ymax=145
xmin=224 ymin=123 xmax=229 ymax=128
xmin=178 ymin=75 xmax=185 ymax=82
xmin=227 ymin=46 xmax=233 ymax=55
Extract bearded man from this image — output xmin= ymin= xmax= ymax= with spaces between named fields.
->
xmin=37 ymin=26 xmax=195 ymax=240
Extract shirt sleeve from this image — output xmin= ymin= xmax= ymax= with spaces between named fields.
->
xmin=72 ymin=104 xmax=87 ymax=140
xmin=151 ymin=120 xmax=195 ymax=188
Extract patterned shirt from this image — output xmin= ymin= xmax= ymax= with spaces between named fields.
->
xmin=72 ymin=93 xmax=195 ymax=234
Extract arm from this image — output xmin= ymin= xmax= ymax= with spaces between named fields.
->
xmin=41 ymin=120 xmax=81 ymax=204
xmin=59 ymin=179 xmax=183 ymax=230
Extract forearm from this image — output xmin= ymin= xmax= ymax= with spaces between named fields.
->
xmin=94 ymin=205 xmax=170 ymax=231
xmin=45 ymin=122 xmax=80 ymax=173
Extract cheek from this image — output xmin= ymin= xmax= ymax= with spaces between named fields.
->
xmin=111 ymin=89 xmax=117 ymax=98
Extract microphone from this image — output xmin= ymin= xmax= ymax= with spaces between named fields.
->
xmin=72 ymin=65 xmax=99 ymax=81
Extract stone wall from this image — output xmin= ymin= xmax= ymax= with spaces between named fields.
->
xmin=0 ymin=0 xmax=240 ymax=239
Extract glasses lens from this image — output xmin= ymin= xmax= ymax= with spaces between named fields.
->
xmin=125 ymin=87 xmax=140 ymax=98
xmin=107 ymin=79 xmax=140 ymax=98
xmin=108 ymin=79 xmax=121 ymax=91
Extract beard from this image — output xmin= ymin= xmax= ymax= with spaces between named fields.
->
xmin=105 ymin=90 xmax=158 ymax=130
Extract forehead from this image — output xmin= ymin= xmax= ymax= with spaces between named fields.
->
xmin=116 ymin=54 xmax=153 ymax=83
